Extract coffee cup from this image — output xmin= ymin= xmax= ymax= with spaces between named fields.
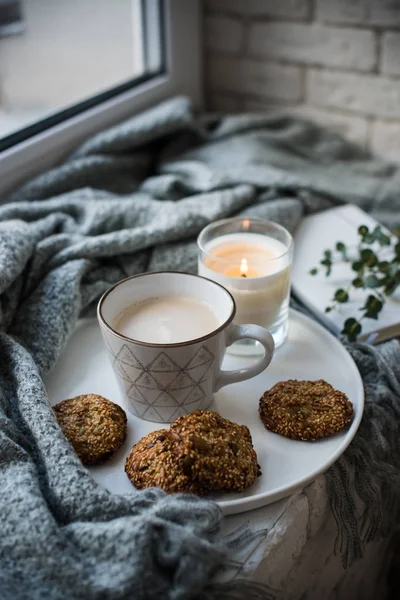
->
xmin=97 ymin=272 xmax=275 ymax=423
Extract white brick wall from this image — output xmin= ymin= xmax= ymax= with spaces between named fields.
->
xmin=248 ymin=22 xmax=376 ymax=71
xmin=204 ymin=0 xmax=400 ymax=162
xmin=369 ymin=0 xmax=400 ymax=27
xmin=204 ymin=0 xmax=311 ymax=20
xmin=306 ymin=70 xmax=400 ymax=119
xmin=315 ymin=0 xmax=400 ymax=27
xmin=205 ymin=15 xmax=243 ymax=55
xmin=316 ymin=0 xmax=368 ymax=24
xmin=381 ymin=32 xmax=400 ymax=76
xmin=370 ymin=121 xmax=400 ymax=162
xmin=207 ymin=56 xmax=302 ymax=101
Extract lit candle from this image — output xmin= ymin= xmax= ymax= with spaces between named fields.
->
xmin=198 ymin=222 xmax=293 ymax=347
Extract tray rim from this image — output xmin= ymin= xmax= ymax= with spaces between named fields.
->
xmin=218 ymin=309 xmax=365 ymax=515
xmin=45 ymin=309 xmax=365 ymax=516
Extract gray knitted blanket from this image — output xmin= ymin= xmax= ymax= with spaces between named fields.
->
xmin=0 ymin=96 xmax=399 ymax=599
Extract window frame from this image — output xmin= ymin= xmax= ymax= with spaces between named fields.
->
xmin=0 ymin=0 xmax=202 ymax=198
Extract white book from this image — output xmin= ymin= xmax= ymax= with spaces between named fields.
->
xmin=292 ymin=204 xmax=400 ymax=344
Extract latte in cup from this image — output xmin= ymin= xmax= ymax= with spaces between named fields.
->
xmin=114 ymin=296 xmax=220 ymax=344
xmin=98 ymin=272 xmax=274 ymax=422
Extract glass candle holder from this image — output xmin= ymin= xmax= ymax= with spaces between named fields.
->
xmin=197 ymin=217 xmax=293 ymax=355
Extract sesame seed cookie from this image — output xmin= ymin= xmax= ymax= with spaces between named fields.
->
xmin=259 ymin=380 xmax=354 ymax=441
xmin=169 ymin=410 xmax=261 ymax=492
xmin=124 ymin=429 xmax=204 ymax=494
xmin=54 ymin=394 xmax=127 ymax=465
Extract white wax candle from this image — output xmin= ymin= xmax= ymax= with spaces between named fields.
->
xmin=198 ymin=233 xmax=291 ymax=329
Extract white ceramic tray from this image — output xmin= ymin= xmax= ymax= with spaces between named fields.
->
xmin=45 ymin=309 xmax=364 ymax=516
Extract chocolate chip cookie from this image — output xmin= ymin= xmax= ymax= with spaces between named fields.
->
xmin=259 ymin=379 xmax=354 ymax=441
xmin=124 ymin=429 xmax=204 ymax=494
xmin=169 ymin=410 xmax=261 ymax=492
xmin=54 ymin=394 xmax=127 ymax=465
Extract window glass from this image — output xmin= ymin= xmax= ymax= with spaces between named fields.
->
xmin=0 ymin=0 xmax=163 ymax=146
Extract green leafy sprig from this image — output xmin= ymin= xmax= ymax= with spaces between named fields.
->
xmin=310 ymin=225 xmax=400 ymax=341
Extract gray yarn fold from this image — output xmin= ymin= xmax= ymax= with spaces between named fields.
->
xmin=291 ymin=297 xmax=400 ymax=570
xmin=0 ymin=96 xmax=399 ymax=599
xmin=327 ymin=341 xmax=400 ymax=568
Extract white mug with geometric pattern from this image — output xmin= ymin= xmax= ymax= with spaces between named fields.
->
xmin=97 ymin=272 xmax=275 ymax=423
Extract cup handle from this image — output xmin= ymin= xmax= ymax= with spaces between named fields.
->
xmin=214 ymin=324 xmax=275 ymax=392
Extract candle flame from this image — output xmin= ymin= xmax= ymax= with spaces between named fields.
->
xmin=243 ymin=219 xmax=250 ymax=230
xmin=240 ymin=258 xmax=248 ymax=277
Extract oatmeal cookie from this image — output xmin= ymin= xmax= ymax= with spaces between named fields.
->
xmin=124 ymin=429 xmax=204 ymax=494
xmin=54 ymin=394 xmax=127 ymax=465
xmin=259 ymin=379 xmax=354 ymax=441
xmin=169 ymin=410 xmax=261 ymax=492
